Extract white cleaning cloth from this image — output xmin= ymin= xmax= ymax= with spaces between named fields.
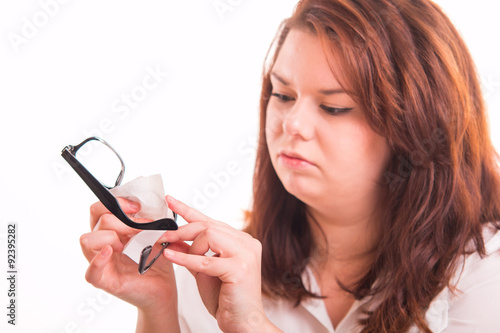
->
xmin=109 ymin=174 xmax=174 ymax=263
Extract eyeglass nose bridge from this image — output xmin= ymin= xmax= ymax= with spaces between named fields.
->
xmin=138 ymin=242 xmax=169 ymax=274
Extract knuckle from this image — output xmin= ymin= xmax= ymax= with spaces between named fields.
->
xmin=84 ymin=269 xmax=96 ymax=285
xmin=201 ymin=220 xmax=213 ymax=228
xmin=108 ymin=279 xmax=122 ymax=293
xmin=79 ymin=234 xmax=89 ymax=248
xmin=97 ymin=214 xmax=116 ymax=229
xmin=241 ymin=230 xmax=258 ymax=243
xmin=204 ymin=225 xmax=217 ymax=238
xmin=106 ymin=230 xmax=121 ymax=247
xmin=248 ymin=237 xmax=262 ymax=254
xmin=86 ymin=277 xmax=101 ymax=290
xmin=84 ymin=273 xmax=91 ymax=284
xmin=216 ymin=310 xmax=233 ymax=325
xmin=110 ymin=231 xmax=120 ymax=244
xmin=211 ymin=218 xmax=224 ymax=225
xmin=239 ymin=261 xmax=250 ymax=274
xmin=89 ymin=201 xmax=103 ymax=217
xmin=249 ymin=236 xmax=261 ymax=246
xmin=200 ymin=255 xmax=214 ymax=269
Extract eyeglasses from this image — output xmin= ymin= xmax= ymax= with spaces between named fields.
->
xmin=61 ymin=136 xmax=178 ymax=274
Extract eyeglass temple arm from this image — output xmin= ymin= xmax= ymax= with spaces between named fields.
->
xmin=61 ymin=147 xmax=177 ymax=231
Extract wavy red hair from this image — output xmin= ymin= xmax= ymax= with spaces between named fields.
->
xmin=245 ymin=0 xmax=500 ymax=332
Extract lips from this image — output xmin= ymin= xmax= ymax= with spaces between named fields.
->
xmin=278 ymin=150 xmax=314 ymax=169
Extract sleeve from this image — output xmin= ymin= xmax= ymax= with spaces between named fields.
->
xmin=443 ymin=247 xmax=500 ymax=332
xmin=174 ymin=265 xmax=222 ymax=333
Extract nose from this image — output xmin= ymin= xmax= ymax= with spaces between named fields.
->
xmin=282 ymin=99 xmax=314 ymax=141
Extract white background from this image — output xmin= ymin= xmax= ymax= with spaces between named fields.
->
xmin=0 ymin=1 xmax=499 ymax=332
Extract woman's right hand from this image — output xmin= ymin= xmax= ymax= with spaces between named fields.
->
xmin=79 ymin=198 xmax=185 ymax=331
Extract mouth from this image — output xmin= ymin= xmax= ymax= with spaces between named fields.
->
xmin=278 ymin=150 xmax=314 ymax=169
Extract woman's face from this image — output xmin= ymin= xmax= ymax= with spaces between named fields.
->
xmin=266 ymin=29 xmax=391 ymax=215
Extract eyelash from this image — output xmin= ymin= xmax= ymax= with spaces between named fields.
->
xmin=271 ymin=93 xmax=294 ymax=102
xmin=270 ymin=93 xmax=353 ymax=115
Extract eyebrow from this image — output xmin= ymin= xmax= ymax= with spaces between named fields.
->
xmin=270 ymin=71 xmax=347 ymax=96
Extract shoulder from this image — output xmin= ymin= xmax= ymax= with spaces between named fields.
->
xmin=427 ymin=223 xmax=500 ymax=333
xmin=452 ymin=223 xmax=500 ymax=290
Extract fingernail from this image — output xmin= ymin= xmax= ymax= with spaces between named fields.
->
xmin=101 ymin=245 xmax=111 ymax=257
xmin=130 ymin=201 xmax=140 ymax=211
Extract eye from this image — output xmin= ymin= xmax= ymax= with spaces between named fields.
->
xmin=271 ymin=93 xmax=294 ymax=102
xmin=320 ymin=105 xmax=353 ymax=115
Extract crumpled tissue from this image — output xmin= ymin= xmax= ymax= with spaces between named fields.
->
xmin=109 ymin=174 xmax=175 ymax=264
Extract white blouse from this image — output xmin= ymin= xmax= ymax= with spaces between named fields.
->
xmin=176 ymin=223 xmax=500 ymax=332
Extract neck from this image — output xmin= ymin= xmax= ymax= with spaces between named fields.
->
xmin=306 ymin=204 xmax=381 ymax=280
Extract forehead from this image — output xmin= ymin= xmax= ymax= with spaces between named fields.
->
xmin=272 ymin=29 xmax=345 ymax=90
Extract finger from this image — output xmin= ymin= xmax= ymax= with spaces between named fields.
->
xmin=162 ymin=242 xmax=197 ymax=278
xmin=90 ymin=198 xmax=141 ymax=229
xmin=189 ymin=227 xmax=242 ymax=257
xmin=80 ymin=231 xmax=124 ymax=262
xmin=166 ymin=240 xmax=191 ymax=254
xmin=163 ymin=224 xmax=251 ymax=267
xmin=166 ymin=196 xmax=213 ymax=224
xmin=161 ymin=222 xmax=246 ymax=248
xmin=85 ymin=245 xmax=113 ymax=288
xmin=160 ymin=222 xmax=209 ymax=244
xmin=163 ymin=248 xmax=231 ymax=277
xmin=93 ymin=213 xmax=138 ymax=235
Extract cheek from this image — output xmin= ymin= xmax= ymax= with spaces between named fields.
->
xmin=352 ymin=134 xmax=390 ymax=183
xmin=370 ymin=136 xmax=391 ymax=181
xmin=265 ymin=106 xmax=283 ymax=140
xmin=357 ymin=123 xmax=391 ymax=174
xmin=323 ymin=122 xmax=390 ymax=182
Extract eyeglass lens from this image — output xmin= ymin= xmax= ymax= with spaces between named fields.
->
xmin=74 ymin=139 xmax=123 ymax=189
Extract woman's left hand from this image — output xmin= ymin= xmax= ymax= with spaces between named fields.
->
xmin=160 ymin=196 xmax=279 ymax=333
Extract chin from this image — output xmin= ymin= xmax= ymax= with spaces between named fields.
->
xmin=279 ymin=173 xmax=319 ymax=204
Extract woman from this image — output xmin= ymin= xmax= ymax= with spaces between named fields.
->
xmin=80 ymin=0 xmax=500 ymax=332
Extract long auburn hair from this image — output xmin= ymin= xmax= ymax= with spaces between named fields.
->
xmin=244 ymin=0 xmax=500 ymax=332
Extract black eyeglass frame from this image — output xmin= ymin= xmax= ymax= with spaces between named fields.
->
xmin=61 ymin=136 xmax=178 ymax=231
